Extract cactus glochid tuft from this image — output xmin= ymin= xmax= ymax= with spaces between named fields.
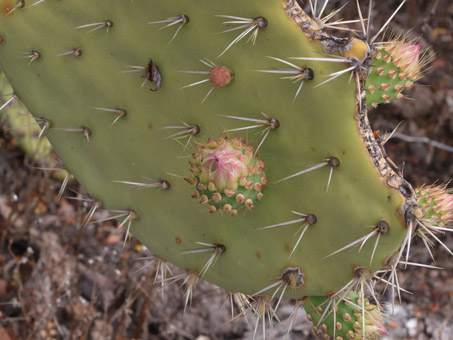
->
xmin=0 ymin=0 xmax=449 ymax=338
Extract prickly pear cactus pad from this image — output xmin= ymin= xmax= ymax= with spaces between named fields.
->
xmin=0 ymin=0 xmax=413 ymax=296
xmin=1 ymin=0 xmax=442 ymax=337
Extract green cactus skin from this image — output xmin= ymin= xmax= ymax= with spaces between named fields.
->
xmin=0 ymin=0 xmax=412 ymax=297
xmin=0 ymin=0 xmax=437 ymax=338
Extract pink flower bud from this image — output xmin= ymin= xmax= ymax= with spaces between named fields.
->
xmin=392 ymin=43 xmax=421 ymax=73
xmin=416 ymin=185 xmax=453 ymax=228
xmin=187 ymin=136 xmax=266 ymax=215
xmin=381 ymin=38 xmax=432 ymax=82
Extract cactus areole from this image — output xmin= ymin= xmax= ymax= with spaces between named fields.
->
xmin=0 ymin=0 xmax=439 ymax=338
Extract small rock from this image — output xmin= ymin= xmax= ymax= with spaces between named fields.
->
xmin=195 ymin=336 xmax=211 ymax=340
xmin=406 ymin=318 xmax=418 ymax=337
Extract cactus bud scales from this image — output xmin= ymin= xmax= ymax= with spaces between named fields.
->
xmin=0 ymin=0 xmax=445 ymax=338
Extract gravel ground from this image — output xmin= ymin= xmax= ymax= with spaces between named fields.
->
xmin=0 ymin=1 xmax=452 ymax=339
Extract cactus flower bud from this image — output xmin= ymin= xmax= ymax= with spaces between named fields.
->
xmin=366 ymin=37 xmax=432 ymax=107
xmin=387 ymin=42 xmax=422 ymax=79
xmin=416 ymin=185 xmax=453 ymax=229
xmin=186 ymin=136 xmax=266 ymax=215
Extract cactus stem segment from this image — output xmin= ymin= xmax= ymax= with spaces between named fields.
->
xmin=256 ymin=56 xmax=314 ymax=102
xmin=56 ymin=48 xmax=82 ymax=57
xmin=275 ymin=156 xmax=339 ymax=188
xmin=256 ymin=211 xmax=317 ymax=258
xmin=21 ymin=49 xmax=40 ymax=65
xmin=161 ymin=122 xmax=200 ymax=148
xmin=324 ymin=219 xmax=390 ymax=265
xmin=220 ymin=112 xmax=279 ymax=154
xmin=181 ymin=59 xmax=233 ymax=103
xmin=148 ymin=15 xmax=189 ymax=44
xmin=113 ymin=177 xmax=171 ymax=191
xmin=91 ymin=107 xmax=127 ymax=125
xmin=75 ymin=20 xmax=114 ymax=33
xmin=216 ymin=15 xmax=268 ymax=58
xmin=7 ymin=116 xmax=51 ymax=138
xmin=179 ymin=242 xmax=226 ymax=277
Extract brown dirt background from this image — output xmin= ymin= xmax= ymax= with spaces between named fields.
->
xmin=0 ymin=0 xmax=452 ymax=339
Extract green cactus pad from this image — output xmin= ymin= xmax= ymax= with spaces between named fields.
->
xmin=0 ymin=0 xmax=413 ymax=300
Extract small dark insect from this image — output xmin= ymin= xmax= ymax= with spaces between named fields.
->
xmin=143 ymin=59 xmax=162 ymax=91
